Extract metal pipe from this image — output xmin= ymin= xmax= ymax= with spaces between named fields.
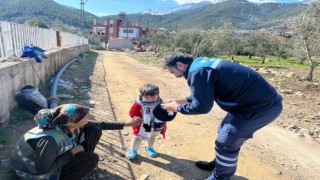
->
xmin=49 ymin=58 xmax=81 ymax=108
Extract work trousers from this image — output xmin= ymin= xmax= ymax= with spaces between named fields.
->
xmin=60 ymin=125 xmax=102 ymax=180
xmin=209 ymin=95 xmax=283 ymax=180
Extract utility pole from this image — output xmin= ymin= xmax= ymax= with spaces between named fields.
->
xmin=118 ymin=12 xmax=128 ymax=39
xmin=80 ymin=0 xmax=89 ymax=32
xmin=126 ymin=18 xmax=128 ymax=39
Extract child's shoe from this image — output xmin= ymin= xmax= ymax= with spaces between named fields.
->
xmin=126 ymin=150 xmax=137 ymax=159
xmin=145 ymin=147 xmax=157 ymax=157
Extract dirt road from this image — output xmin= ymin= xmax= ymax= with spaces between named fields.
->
xmin=85 ymin=51 xmax=320 ymax=180
xmin=1 ymin=50 xmax=319 ymax=180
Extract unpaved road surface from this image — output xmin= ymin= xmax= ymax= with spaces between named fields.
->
xmin=1 ymin=50 xmax=319 ymax=180
xmin=87 ymin=51 xmax=320 ymax=180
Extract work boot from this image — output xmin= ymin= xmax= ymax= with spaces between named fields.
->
xmin=195 ymin=160 xmax=216 ymax=171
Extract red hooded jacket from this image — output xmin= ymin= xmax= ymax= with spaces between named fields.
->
xmin=129 ymin=102 xmax=167 ymax=138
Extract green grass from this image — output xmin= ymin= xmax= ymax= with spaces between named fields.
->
xmin=78 ymin=51 xmax=97 ymax=68
xmin=0 ymin=128 xmax=10 ymax=149
xmin=218 ymin=55 xmax=311 ymax=69
xmin=72 ymin=91 xmax=82 ymax=102
xmin=0 ymin=107 xmax=33 ymax=149
xmin=130 ymin=49 xmax=314 ymax=70
xmin=57 ymin=87 xmax=68 ymax=94
xmin=57 ymin=51 xmax=98 ymax=103
xmin=56 ymin=87 xmax=83 ymax=103
xmin=85 ymin=51 xmax=98 ymax=60
xmin=38 ymin=83 xmax=47 ymax=93
xmin=9 ymin=107 xmax=33 ymax=123
xmin=131 ymin=51 xmax=320 ymax=81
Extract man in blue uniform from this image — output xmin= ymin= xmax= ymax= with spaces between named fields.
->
xmin=161 ymin=53 xmax=282 ymax=180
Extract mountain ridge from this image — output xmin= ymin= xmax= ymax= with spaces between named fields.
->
xmin=113 ymin=0 xmax=307 ymax=31
xmin=140 ymin=1 xmax=213 ymax=15
xmin=138 ymin=0 xmax=309 ymax=16
xmin=0 ymin=0 xmax=307 ymax=32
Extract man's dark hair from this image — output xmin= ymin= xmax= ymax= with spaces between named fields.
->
xmin=164 ymin=53 xmax=193 ymax=67
xmin=139 ymin=83 xmax=159 ymax=96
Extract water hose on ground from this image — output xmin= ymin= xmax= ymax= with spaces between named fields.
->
xmin=48 ymin=54 xmax=88 ymax=108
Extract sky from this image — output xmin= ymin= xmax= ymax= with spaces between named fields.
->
xmin=53 ymin=0 xmax=307 ymax=16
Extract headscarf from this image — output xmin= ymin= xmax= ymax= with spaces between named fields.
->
xmin=34 ymin=104 xmax=90 ymax=129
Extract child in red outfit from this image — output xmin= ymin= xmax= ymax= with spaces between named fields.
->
xmin=126 ymin=83 xmax=167 ymax=159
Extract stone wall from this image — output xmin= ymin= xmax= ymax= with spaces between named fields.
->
xmin=0 ymin=45 xmax=89 ymax=125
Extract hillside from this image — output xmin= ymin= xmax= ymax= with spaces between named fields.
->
xmin=121 ymin=0 xmax=307 ymax=30
xmin=0 ymin=0 xmax=307 ymax=31
xmin=140 ymin=1 xmax=213 ymax=15
xmin=0 ymin=0 xmax=96 ymax=30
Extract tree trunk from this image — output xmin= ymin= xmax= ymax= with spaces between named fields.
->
xmin=248 ymin=53 xmax=252 ymax=59
xmin=303 ymin=38 xmax=316 ymax=81
xmin=192 ymin=39 xmax=202 ymax=57
xmin=305 ymin=62 xmax=318 ymax=81
xmin=261 ymin=56 xmax=265 ymax=64
xmin=299 ymin=58 xmax=306 ymax=64
xmin=154 ymin=44 xmax=158 ymax=53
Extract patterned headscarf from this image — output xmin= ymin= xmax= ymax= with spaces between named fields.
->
xmin=34 ymin=104 xmax=90 ymax=129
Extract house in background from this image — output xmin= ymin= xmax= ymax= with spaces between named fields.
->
xmin=92 ymin=19 xmax=155 ymax=43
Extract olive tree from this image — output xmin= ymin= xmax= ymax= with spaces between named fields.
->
xmin=173 ymin=31 xmax=217 ymax=57
xmin=193 ymin=30 xmax=216 ymax=57
xmin=288 ymin=1 xmax=320 ymax=81
xmin=290 ymin=38 xmax=308 ymax=64
xmin=212 ymin=24 xmax=240 ymax=60
xmin=148 ymin=32 xmax=168 ymax=53
xmin=87 ymin=33 xmax=100 ymax=45
xmin=253 ymin=33 xmax=273 ymax=64
xmin=28 ymin=19 xmax=48 ymax=29
xmin=173 ymin=32 xmax=194 ymax=54
xmin=242 ymin=35 xmax=258 ymax=59
xmin=270 ymin=37 xmax=292 ymax=61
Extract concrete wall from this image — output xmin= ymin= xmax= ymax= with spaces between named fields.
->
xmin=0 ymin=45 xmax=89 ymax=125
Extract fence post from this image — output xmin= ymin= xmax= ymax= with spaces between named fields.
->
xmin=0 ymin=21 xmax=14 ymax=58
xmin=56 ymin=31 xmax=61 ymax=47
xmin=0 ymin=22 xmax=4 ymax=58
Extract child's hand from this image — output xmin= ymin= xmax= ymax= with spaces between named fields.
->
xmin=124 ymin=116 xmax=142 ymax=126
